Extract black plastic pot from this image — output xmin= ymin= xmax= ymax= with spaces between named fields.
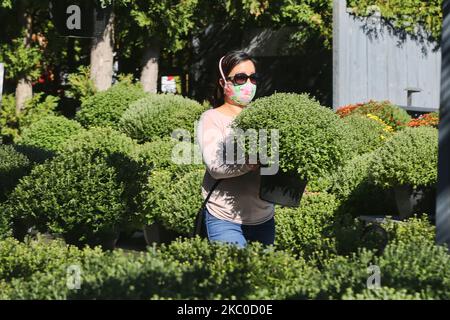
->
xmin=143 ymin=222 xmax=182 ymax=246
xmin=393 ymin=185 xmax=436 ymax=219
xmin=259 ymin=170 xmax=307 ymax=208
xmin=64 ymin=230 xmax=120 ymax=251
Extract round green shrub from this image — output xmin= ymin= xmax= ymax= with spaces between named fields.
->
xmin=0 ymin=144 xmax=31 ymax=202
xmin=3 ymin=127 xmax=143 ymax=246
xmin=311 ymin=249 xmax=376 ymax=299
xmin=135 ymin=136 xmax=205 ymax=230
xmin=3 ymin=153 xmax=127 ymax=247
xmin=232 ymin=93 xmax=354 ymax=180
xmin=0 ymin=236 xmax=92 ymax=283
xmin=370 ymin=126 xmax=438 ymax=188
xmin=377 ymin=241 xmax=450 ymax=299
xmin=134 ymin=136 xmax=202 ymax=175
xmin=61 ymin=127 xmax=144 ymax=223
xmin=60 ymin=126 xmax=138 ymax=161
xmin=119 ymin=94 xmax=208 ymax=143
xmin=382 ymin=215 xmax=435 ymax=245
xmin=140 ymin=167 xmax=204 ymax=234
xmin=17 ymin=115 xmax=84 ymax=153
xmin=274 ymin=192 xmax=341 ymax=260
xmin=329 ymin=152 xmax=397 ymax=216
xmin=75 ymin=82 xmax=148 ymax=129
xmin=342 ymin=114 xmax=393 ymax=155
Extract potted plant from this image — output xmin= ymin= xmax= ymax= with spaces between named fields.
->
xmin=139 ymin=167 xmax=204 ymax=245
xmin=232 ymin=93 xmax=355 ymax=207
xmin=370 ymin=127 xmax=438 ymax=219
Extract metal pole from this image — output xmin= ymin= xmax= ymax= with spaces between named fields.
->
xmin=0 ymin=63 xmax=4 ymax=106
xmin=437 ymin=0 xmax=450 ymax=247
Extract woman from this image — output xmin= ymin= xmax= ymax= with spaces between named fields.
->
xmin=196 ymin=50 xmax=275 ymax=248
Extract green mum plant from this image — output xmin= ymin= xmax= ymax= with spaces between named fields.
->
xmin=17 ymin=115 xmax=84 ymax=154
xmin=370 ymin=126 xmax=438 ymax=189
xmin=75 ymin=81 xmax=148 ymax=129
xmin=232 ymin=93 xmax=355 ymax=181
xmin=119 ymin=94 xmax=207 ymax=143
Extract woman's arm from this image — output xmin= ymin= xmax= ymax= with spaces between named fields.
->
xmin=197 ymin=112 xmax=253 ymax=180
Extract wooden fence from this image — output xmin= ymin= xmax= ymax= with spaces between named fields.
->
xmin=333 ymin=0 xmax=441 ymax=112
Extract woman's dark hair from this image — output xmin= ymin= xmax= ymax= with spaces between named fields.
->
xmin=211 ymin=50 xmax=257 ymax=108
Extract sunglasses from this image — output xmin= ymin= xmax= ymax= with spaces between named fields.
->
xmin=226 ymin=73 xmax=259 ymax=85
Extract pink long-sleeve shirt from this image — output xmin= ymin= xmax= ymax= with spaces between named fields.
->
xmin=197 ymin=108 xmax=275 ymax=225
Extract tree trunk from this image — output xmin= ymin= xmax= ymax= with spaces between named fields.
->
xmin=140 ymin=38 xmax=160 ymax=93
xmin=15 ymin=79 xmax=33 ymax=114
xmin=90 ymin=9 xmax=115 ymax=91
xmin=15 ymin=9 xmax=33 ymax=114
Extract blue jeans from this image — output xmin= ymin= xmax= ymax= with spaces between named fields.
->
xmin=203 ymin=207 xmax=275 ymax=248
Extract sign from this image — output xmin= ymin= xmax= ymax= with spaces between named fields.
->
xmin=50 ymin=1 xmax=112 ymax=38
xmin=0 ymin=63 xmax=4 ymax=106
xmin=161 ymin=76 xmax=181 ymax=94
xmin=437 ymin=0 xmax=450 ymax=248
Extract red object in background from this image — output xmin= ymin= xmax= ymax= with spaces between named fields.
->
xmin=408 ymin=113 xmax=439 ymax=128
xmin=33 ymin=68 xmax=55 ymax=86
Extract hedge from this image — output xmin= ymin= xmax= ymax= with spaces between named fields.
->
xmin=342 ymin=287 xmax=422 ymax=300
xmin=154 ymin=237 xmax=319 ymax=300
xmin=0 ymin=235 xmax=448 ymax=300
xmin=0 ymin=237 xmax=318 ymax=300
xmin=309 ymin=240 xmax=450 ymax=299
xmin=382 ymin=215 xmax=435 ymax=245
xmin=119 ymin=94 xmax=207 ymax=143
xmin=75 ymin=82 xmax=148 ymax=129
xmin=17 ymin=115 xmax=84 ymax=153
xmin=375 ymin=241 xmax=450 ymax=299
xmin=232 ymin=93 xmax=355 ymax=181
xmin=330 ymin=219 xmax=446 ymax=300
xmin=0 ymin=203 xmax=12 ymax=240
xmin=342 ymin=114 xmax=393 ymax=155
xmin=370 ymin=126 xmax=438 ymax=188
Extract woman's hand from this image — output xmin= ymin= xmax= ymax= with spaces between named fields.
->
xmin=247 ymin=163 xmax=260 ymax=171
xmin=244 ymin=154 xmax=260 ymax=171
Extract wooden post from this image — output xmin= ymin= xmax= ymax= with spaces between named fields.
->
xmin=437 ymin=0 xmax=450 ymax=247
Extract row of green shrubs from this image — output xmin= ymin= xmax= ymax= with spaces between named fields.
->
xmin=0 ymin=86 xmax=439 ymax=252
xmin=0 ymin=83 xmax=446 ymax=300
xmin=0 ymin=217 xmax=447 ymax=300
xmin=1 ymin=80 xmax=209 ymax=246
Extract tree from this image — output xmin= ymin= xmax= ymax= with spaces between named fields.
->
xmin=90 ymin=1 xmax=115 ymax=91
xmin=128 ymin=0 xmax=199 ymax=93
xmin=0 ymin=0 xmax=52 ymax=114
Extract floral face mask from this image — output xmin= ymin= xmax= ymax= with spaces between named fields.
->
xmin=219 ymin=56 xmax=257 ymax=106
